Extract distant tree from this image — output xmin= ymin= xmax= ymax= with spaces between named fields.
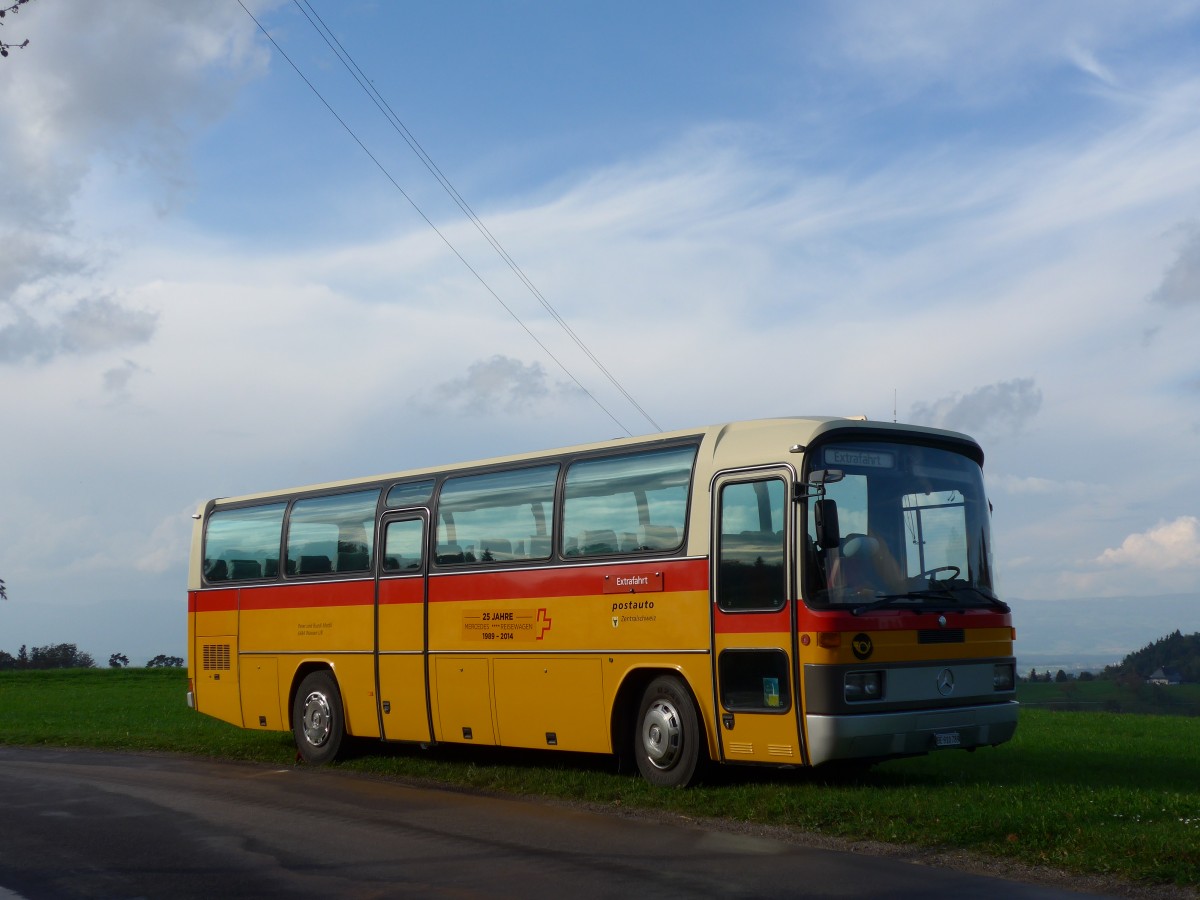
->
xmin=0 ymin=0 xmax=35 ymax=58
xmin=28 ymin=643 xmax=95 ymax=669
xmin=1055 ymin=669 xmax=1069 ymax=683
xmin=108 ymin=653 xmax=130 ymax=669
xmin=146 ymin=654 xmax=184 ymax=668
xmin=1078 ymin=670 xmax=1095 ymax=682
xmin=17 ymin=644 xmax=27 ymax=667
xmin=0 ymin=649 xmax=16 ymax=670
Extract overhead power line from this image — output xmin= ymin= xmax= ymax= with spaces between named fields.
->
xmin=237 ymin=0 xmax=662 ymax=436
xmin=293 ymin=1 xmax=662 ymax=434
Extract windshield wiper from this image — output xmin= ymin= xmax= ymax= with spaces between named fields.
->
xmin=942 ymin=584 xmax=1009 ymax=611
xmin=852 ymin=591 xmax=953 ymax=615
xmin=852 ymin=586 xmax=1010 ymax=616
xmin=920 ymin=582 xmax=1010 ymax=612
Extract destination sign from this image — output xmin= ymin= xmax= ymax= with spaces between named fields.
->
xmin=602 ymin=570 xmax=663 ymax=594
xmin=824 ymin=447 xmax=896 ymax=469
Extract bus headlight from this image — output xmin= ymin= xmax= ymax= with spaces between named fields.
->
xmin=993 ymin=663 xmax=1015 ymax=691
xmin=845 ymin=671 xmax=883 ymax=702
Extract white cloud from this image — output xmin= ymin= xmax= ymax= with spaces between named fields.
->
xmin=988 ymin=474 xmax=1091 ymax=497
xmin=102 ymin=359 xmax=147 ymax=396
xmin=0 ymin=1 xmax=269 ymax=221
xmin=423 ymin=355 xmax=583 ymax=417
xmin=134 ymin=507 xmax=196 ymax=576
xmin=0 ymin=295 xmax=158 ymax=363
xmin=815 ymin=1 xmax=1200 ymax=104
xmin=1064 ymin=41 xmax=1119 ymax=88
xmin=0 ymin=1 xmax=272 ymax=373
xmin=1150 ymin=223 xmax=1200 ymax=308
xmin=909 ymin=379 xmax=1043 ymax=440
xmin=1097 ymin=517 xmax=1200 ymax=570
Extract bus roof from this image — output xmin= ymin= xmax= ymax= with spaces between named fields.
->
xmin=204 ymin=415 xmax=983 ymax=510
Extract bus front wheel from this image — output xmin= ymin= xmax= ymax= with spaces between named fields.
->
xmin=634 ymin=675 xmax=702 ymax=787
xmin=293 ymin=670 xmax=345 ymax=765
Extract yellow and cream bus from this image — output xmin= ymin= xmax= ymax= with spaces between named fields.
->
xmin=187 ymin=416 xmax=1017 ymax=786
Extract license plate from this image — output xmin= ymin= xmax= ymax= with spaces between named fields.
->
xmin=934 ymin=731 xmax=961 ymax=747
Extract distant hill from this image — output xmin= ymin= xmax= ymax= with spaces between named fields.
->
xmin=1009 ymin=593 xmax=1200 ymax=672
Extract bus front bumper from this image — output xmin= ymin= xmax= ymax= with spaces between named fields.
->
xmin=805 ymin=701 xmax=1019 ymax=767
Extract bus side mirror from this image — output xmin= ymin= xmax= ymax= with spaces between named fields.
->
xmin=809 ymin=469 xmax=844 ymax=486
xmin=794 ymin=469 xmax=844 ymax=502
xmin=814 ymin=499 xmax=840 ymax=550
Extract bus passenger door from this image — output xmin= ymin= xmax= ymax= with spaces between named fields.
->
xmin=710 ymin=471 xmax=804 ymax=765
xmin=376 ymin=512 xmax=431 ymax=742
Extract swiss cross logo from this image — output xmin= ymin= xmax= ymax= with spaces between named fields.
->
xmin=536 ymin=607 xmax=552 ymax=639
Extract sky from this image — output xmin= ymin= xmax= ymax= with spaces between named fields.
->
xmin=2 ymin=0 xmax=1200 ymax=665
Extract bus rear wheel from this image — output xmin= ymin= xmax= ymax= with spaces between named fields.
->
xmin=293 ymin=670 xmax=345 ymax=765
xmin=634 ymin=675 xmax=702 ymax=787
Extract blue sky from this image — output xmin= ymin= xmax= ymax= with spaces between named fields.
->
xmin=3 ymin=1 xmax=1200 ymax=663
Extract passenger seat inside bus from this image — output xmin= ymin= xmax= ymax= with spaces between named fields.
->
xmin=298 ymin=555 xmax=332 ymax=575
xmin=436 ymin=542 xmax=465 ymax=564
xmin=230 ymin=559 xmax=262 ymax=579
xmin=582 ymin=529 xmax=618 ymax=555
xmin=639 ymin=524 xmax=678 ymax=551
xmin=337 ymin=549 xmax=369 ymax=572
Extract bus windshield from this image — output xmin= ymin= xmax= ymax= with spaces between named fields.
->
xmin=803 ymin=440 xmax=1002 ymax=613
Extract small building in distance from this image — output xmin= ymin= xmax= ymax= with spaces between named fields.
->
xmin=1147 ymin=667 xmax=1183 ymax=686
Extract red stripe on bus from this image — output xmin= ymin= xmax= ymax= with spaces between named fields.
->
xmin=190 ymin=589 xmax=238 ymax=613
xmin=379 ymin=578 xmax=424 ymax=606
xmin=238 ymin=581 xmax=373 ymax=611
xmin=191 ymin=560 xmax=711 ymax=612
xmin=428 ymin=558 xmax=708 ymax=603
xmin=796 ymin=606 xmax=1012 ymax=632
xmin=192 ymin=578 xmax=1012 ymax=630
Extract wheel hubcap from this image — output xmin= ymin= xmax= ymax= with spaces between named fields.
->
xmin=641 ymin=698 xmax=681 ymax=769
xmin=301 ymin=690 xmax=332 ymax=747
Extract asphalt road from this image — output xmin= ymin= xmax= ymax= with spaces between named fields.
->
xmin=0 ymin=747 xmax=1115 ymax=899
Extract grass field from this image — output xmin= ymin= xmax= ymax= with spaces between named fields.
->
xmin=1 ymin=668 xmax=1197 ymax=891
xmin=1019 ymin=678 xmax=1200 ymax=716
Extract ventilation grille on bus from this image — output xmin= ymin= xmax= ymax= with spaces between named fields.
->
xmin=918 ymin=629 xmax=965 ymax=644
xmin=202 ymin=643 xmax=231 ymax=670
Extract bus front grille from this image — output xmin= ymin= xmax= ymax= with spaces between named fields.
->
xmin=917 ymin=629 xmax=965 ymax=644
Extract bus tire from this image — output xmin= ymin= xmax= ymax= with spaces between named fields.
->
xmin=634 ymin=675 xmax=702 ymax=787
xmin=293 ymin=670 xmax=344 ymax=765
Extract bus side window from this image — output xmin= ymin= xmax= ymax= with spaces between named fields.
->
xmin=383 ymin=519 xmax=424 ymax=571
xmin=562 ymin=446 xmax=696 ymax=558
xmin=286 ymin=489 xmax=379 ymax=576
xmin=434 ymin=465 xmax=558 ymax=566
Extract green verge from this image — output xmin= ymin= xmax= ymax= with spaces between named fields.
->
xmin=2 ymin=668 xmax=1197 ymax=889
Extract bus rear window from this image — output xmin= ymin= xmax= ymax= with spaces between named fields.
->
xmin=204 ymin=503 xmax=286 ymax=582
